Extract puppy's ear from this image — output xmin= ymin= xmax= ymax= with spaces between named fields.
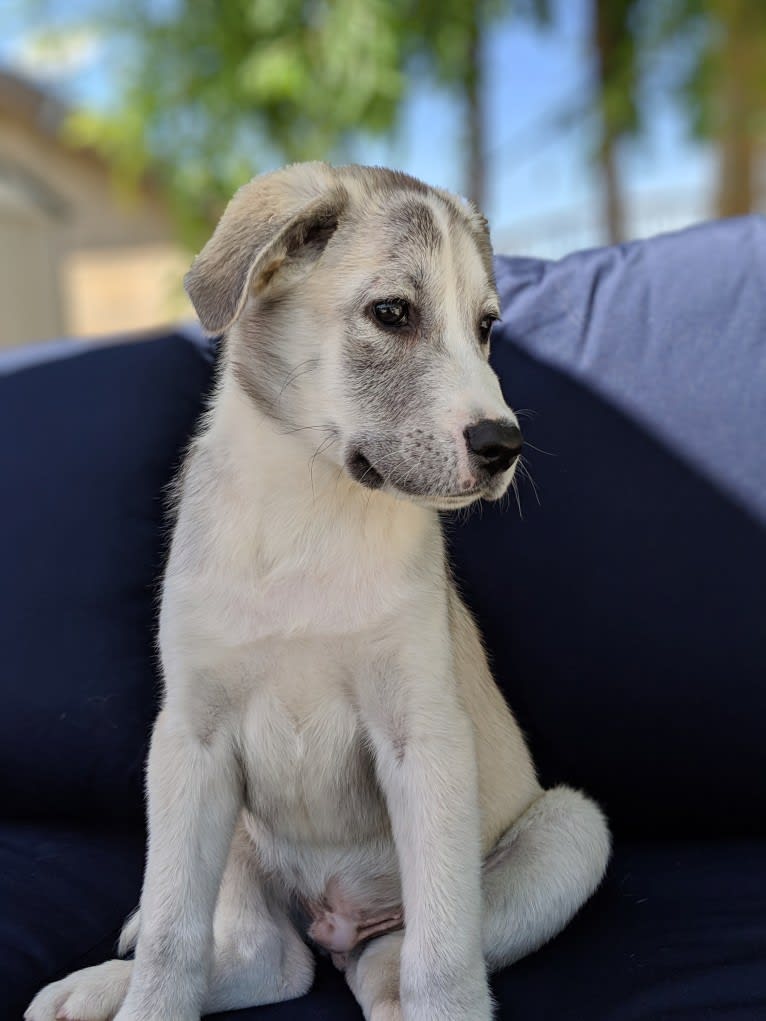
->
xmin=185 ymin=163 xmax=347 ymax=335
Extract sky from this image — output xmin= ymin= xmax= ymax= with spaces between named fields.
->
xmin=2 ymin=0 xmax=714 ymax=256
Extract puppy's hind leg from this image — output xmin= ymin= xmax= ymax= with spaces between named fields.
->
xmin=204 ymin=824 xmax=315 ymax=1012
xmin=482 ymin=785 xmax=611 ymax=970
xmin=341 ymin=788 xmax=609 ymax=1017
xmin=343 ymin=931 xmax=404 ymax=1021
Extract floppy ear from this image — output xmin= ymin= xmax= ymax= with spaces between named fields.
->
xmin=184 ymin=164 xmax=347 ymax=335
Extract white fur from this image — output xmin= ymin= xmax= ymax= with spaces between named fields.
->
xmin=27 ymin=163 xmax=610 ymax=1021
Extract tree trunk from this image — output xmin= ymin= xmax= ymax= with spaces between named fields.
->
xmin=593 ymin=0 xmax=627 ymax=243
xmin=713 ymin=0 xmax=758 ymax=217
xmin=599 ymin=131 xmax=626 ymax=244
xmin=717 ymin=127 xmax=755 ymax=219
xmin=465 ymin=10 xmax=485 ymax=213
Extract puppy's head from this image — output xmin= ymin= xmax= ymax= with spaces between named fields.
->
xmin=185 ymin=162 xmax=521 ymax=509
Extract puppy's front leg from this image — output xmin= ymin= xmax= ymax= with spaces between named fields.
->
xmin=361 ymin=614 xmax=492 ymax=1021
xmin=114 ymin=707 xmax=241 ymax=1021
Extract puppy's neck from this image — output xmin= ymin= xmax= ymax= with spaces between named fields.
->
xmin=203 ymin=372 xmax=437 ymax=572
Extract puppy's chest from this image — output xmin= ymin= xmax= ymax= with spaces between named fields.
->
xmin=239 ymin=643 xmax=387 ymax=843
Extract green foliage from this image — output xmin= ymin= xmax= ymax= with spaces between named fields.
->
xmin=637 ymin=0 xmax=766 ymax=142
xmin=63 ymin=0 xmax=424 ymax=246
xmin=14 ymin=0 xmax=766 ymax=246
xmin=22 ymin=0 xmax=566 ymax=246
xmin=15 ymin=1 xmax=559 ymax=246
xmin=593 ymin=0 xmax=642 ymax=142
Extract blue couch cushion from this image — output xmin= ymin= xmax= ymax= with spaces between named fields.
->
xmin=490 ymin=840 xmax=766 ymax=1021
xmin=0 ymin=334 xmax=214 ymax=825
xmin=495 ymin=217 xmax=766 ymax=527
xmin=6 ymin=835 xmax=764 ymax=1020
xmin=1 ymin=822 xmax=145 ymax=1020
xmin=3 ymin=222 xmax=765 ymax=1018
xmin=214 ymin=841 xmax=762 ymax=1020
xmin=448 ymin=217 xmax=766 ymax=838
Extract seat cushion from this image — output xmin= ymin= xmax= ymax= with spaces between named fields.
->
xmin=210 ymin=840 xmax=766 ymax=1020
xmin=1 ymin=821 xmax=145 ymax=1020
xmin=447 ymin=218 xmax=766 ymax=839
xmin=490 ymin=839 xmax=766 ymax=1021
xmin=7 ymin=836 xmax=763 ymax=1020
xmin=0 ymin=334 xmax=214 ymax=825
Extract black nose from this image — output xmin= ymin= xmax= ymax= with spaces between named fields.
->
xmin=464 ymin=419 xmax=523 ymax=474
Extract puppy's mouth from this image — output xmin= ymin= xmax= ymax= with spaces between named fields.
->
xmin=346 ymin=449 xmax=385 ymax=490
xmin=413 ymin=489 xmax=485 ymax=510
xmin=345 ymin=447 xmax=486 ymax=508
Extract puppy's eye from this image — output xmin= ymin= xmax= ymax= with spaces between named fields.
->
xmin=478 ymin=314 xmax=497 ymax=345
xmin=373 ymin=299 xmax=409 ymax=328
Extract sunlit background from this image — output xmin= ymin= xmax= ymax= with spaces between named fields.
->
xmin=2 ymin=0 xmax=764 ymax=345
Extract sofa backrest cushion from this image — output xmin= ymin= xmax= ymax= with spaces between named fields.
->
xmin=0 ymin=335 xmax=214 ymax=824
xmin=448 ymin=216 xmax=766 ymax=838
xmin=2 ymin=218 xmax=764 ymax=840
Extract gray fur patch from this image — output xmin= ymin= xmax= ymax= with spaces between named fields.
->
xmin=365 ymin=427 xmax=461 ymax=498
xmin=233 ymin=295 xmax=320 ymax=427
xmin=383 ymin=200 xmax=443 ymax=254
xmin=434 ymin=194 xmax=495 ymax=291
xmin=338 ymin=165 xmax=431 ymax=202
xmin=344 ymin=330 xmax=437 ymax=422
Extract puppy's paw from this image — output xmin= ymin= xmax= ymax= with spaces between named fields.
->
xmin=25 ymin=960 xmax=132 ymax=1021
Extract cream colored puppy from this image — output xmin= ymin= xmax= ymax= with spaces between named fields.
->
xmin=27 ymin=163 xmax=610 ymax=1021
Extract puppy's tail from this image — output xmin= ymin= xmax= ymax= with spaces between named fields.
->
xmin=482 ymin=785 xmax=611 ymax=969
xmin=117 ymin=907 xmax=141 ymax=957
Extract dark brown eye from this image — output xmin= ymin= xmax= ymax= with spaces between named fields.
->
xmin=373 ymin=299 xmax=409 ymax=327
xmin=479 ymin=314 xmax=497 ymax=345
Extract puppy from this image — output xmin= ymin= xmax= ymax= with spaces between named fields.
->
xmin=27 ymin=163 xmax=610 ymax=1021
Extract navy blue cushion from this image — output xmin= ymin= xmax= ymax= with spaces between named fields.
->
xmin=491 ymin=839 xmax=766 ymax=1021
xmin=1 ymin=822 xmax=144 ymax=1020
xmin=448 ymin=217 xmax=766 ymax=838
xmin=211 ymin=840 xmax=766 ymax=1019
xmin=7 ymin=835 xmax=763 ymax=1020
xmin=3 ymin=220 xmax=766 ymax=1019
xmin=0 ymin=335 xmax=214 ymax=825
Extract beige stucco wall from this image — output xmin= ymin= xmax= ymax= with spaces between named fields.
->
xmin=0 ymin=106 xmax=193 ymax=346
xmin=63 ymin=243 xmax=192 ymax=337
xmin=0 ymin=181 xmax=62 ymax=347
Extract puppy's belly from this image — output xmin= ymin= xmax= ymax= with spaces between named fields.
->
xmin=238 ymin=643 xmax=403 ymax=952
xmin=245 ymin=813 xmax=403 ymax=954
xmin=241 ymin=678 xmax=390 ymax=845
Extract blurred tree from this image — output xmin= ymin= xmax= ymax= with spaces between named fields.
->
xmin=63 ymin=0 xmax=413 ymax=246
xmin=19 ymin=0 xmax=549 ymax=246
xmin=653 ymin=0 xmax=766 ymax=218
xmin=583 ymin=0 xmax=766 ymax=239
xmin=590 ymin=0 xmax=641 ymax=242
xmin=406 ymin=0 xmax=550 ymax=213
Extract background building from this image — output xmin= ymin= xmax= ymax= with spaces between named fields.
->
xmin=0 ymin=70 xmax=188 ymax=347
